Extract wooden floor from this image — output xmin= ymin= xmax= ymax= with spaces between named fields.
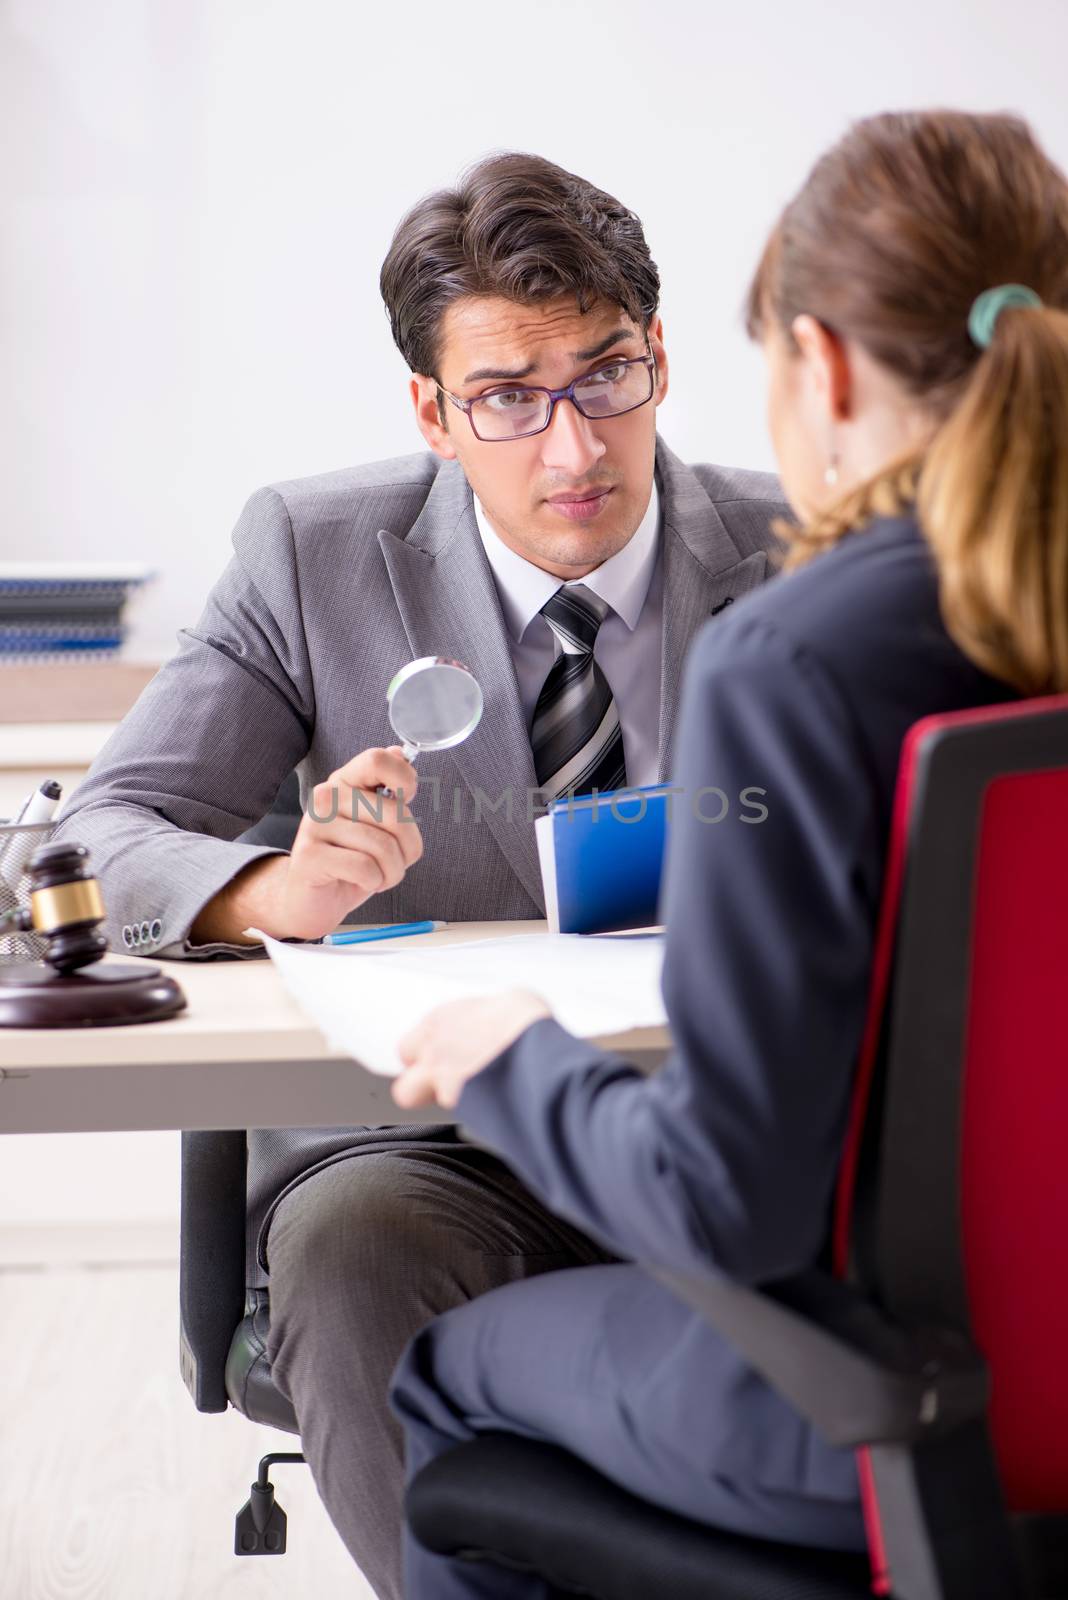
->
xmin=0 ymin=1248 xmax=375 ymax=1599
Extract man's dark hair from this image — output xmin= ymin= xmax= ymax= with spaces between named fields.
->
xmin=379 ymin=152 xmax=661 ymax=380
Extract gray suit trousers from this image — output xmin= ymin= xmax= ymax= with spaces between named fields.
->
xmin=264 ymin=1145 xmax=615 ymax=1600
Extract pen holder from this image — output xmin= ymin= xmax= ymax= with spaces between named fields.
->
xmin=0 ymin=820 xmax=55 ymax=964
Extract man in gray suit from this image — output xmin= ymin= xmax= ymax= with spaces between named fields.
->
xmin=56 ymin=152 xmax=786 ymax=1598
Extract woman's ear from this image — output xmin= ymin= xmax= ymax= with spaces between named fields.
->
xmin=790 ymin=314 xmax=853 ymax=423
xmin=411 ymin=375 xmax=458 ymax=461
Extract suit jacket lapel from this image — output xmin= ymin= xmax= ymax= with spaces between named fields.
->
xmin=378 ymin=462 xmax=545 ymax=908
xmin=655 ymin=439 xmax=770 ymax=777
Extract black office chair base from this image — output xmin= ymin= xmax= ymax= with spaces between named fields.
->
xmin=234 ymin=1452 xmax=307 ymax=1555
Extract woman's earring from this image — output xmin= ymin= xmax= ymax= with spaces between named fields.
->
xmin=824 ymin=449 xmax=840 ymax=489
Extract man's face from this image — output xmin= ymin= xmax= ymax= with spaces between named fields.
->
xmin=411 ymin=296 xmax=668 ymax=580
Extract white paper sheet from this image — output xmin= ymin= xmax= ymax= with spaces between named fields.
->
xmin=257 ymin=931 xmax=666 ymax=1077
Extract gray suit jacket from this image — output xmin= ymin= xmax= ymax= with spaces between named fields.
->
xmin=55 ymin=436 xmax=787 ymax=1279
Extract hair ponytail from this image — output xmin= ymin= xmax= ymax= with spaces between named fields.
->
xmin=918 ymin=305 xmax=1068 ymax=693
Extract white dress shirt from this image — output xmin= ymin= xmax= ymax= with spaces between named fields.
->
xmin=473 ymin=484 xmax=663 ymax=788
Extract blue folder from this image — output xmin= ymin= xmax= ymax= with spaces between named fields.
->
xmin=534 ymin=784 xmax=672 ymax=935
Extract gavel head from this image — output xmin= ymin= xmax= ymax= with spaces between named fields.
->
xmin=23 ymin=841 xmax=109 ymax=976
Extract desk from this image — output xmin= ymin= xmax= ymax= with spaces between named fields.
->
xmin=0 ymin=920 xmax=670 ymax=1135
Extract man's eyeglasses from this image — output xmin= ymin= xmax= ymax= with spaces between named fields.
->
xmin=438 ymin=354 xmax=657 ymax=443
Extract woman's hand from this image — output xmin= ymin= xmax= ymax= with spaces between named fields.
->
xmin=392 ymin=989 xmax=552 ymax=1110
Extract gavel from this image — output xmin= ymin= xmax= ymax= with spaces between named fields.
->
xmin=0 ymin=841 xmax=185 ymax=1028
xmin=5 ymin=841 xmax=110 ymax=975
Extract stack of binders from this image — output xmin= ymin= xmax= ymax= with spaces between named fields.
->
xmin=0 ymin=564 xmax=151 ymax=662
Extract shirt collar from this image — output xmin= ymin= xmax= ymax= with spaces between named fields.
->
xmin=473 ymin=480 xmax=661 ymax=643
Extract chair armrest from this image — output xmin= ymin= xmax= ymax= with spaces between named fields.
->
xmin=180 ymin=1131 xmax=248 ymax=1412
xmin=650 ymin=1265 xmax=988 ymax=1449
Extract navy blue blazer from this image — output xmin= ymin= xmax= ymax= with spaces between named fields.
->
xmin=454 ymin=512 xmax=1017 ymax=1504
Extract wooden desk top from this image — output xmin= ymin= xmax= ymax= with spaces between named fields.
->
xmin=0 ymin=921 xmax=669 ymax=1071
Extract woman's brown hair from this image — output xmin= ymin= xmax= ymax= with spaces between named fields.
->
xmin=747 ymin=111 xmax=1068 ymax=694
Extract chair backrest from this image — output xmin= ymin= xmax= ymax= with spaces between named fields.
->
xmin=834 ymin=695 xmax=1068 ymax=1515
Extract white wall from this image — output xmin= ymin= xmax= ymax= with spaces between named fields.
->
xmin=6 ymin=0 xmax=1068 ymax=651
xmin=3 ymin=0 xmax=1068 ymax=1225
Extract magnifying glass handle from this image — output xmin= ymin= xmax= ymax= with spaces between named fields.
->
xmin=377 ymin=743 xmax=420 ymax=799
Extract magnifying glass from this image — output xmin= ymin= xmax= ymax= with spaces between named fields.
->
xmin=385 ymin=656 xmax=484 ymax=764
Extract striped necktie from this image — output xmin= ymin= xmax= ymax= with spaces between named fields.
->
xmin=531 ymin=584 xmax=628 ymax=802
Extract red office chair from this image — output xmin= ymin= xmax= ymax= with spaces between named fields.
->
xmin=406 ymin=695 xmax=1068 ymax=1599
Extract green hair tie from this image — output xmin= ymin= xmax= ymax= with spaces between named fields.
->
xmin=968 ymin=283 xmax=1043 ymax=349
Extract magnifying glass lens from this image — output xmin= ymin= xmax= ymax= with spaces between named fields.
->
xmin=384 ymin=657 xmax=484 ymax=761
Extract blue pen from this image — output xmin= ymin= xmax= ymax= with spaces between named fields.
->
xmin=323 ymin=919 xmax=446 ymax=947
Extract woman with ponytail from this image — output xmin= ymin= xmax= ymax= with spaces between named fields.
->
xmin=388 ymin=112 xmax=1068 ymax=1598
xmin=748 ymin=111 xmax=1068 ymax=697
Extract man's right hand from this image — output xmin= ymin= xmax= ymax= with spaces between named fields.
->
xmin=189 ymin=747 xmax=423 ymax=946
